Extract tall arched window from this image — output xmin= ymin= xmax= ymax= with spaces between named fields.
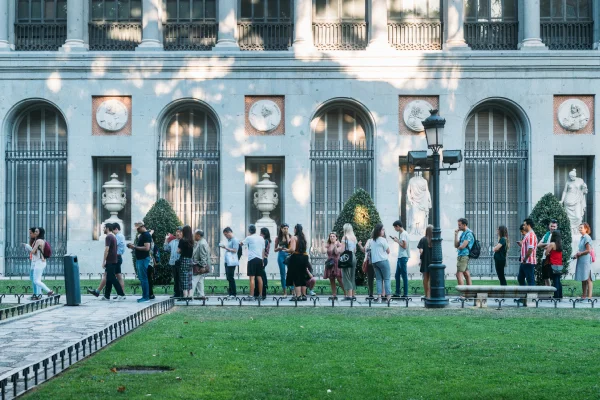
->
xmin=464 ymin=105 xmax=528 ymax=275
xmin=313 ymin=0 xmax=368 ymax=49
xmin=310 ymin=103 xmax=374 ymax=253
xmin=158 ymin=104 xmax=220 ymax=273
xmin=464 ymin=0 xmax=518 ymax=49
xmin=541 ymin=0 xmax=593 ymax=49
xmin=5 ymin=104 xmax=68 ymax=275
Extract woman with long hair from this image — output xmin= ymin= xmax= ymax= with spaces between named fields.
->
xmin=493 ymin=225 xmax=509 ymax=286
xmin=417 ymin=225 xmax=433 ymax=298
xmin=573 ymin=223 xmax=594 ymax=299
xmin=29 ymin=227 xmax=53 ymax=298
xmin=26 ymin=227 xmax=40 ymax=300
xmin=287 ymin=224 xmax=310 ymax=301
xmin=370 ymin=223 xmax=391 ymax=303
xmin=546 ymin=230 xmax=563 ymax=299
xmin=255 ymin=227 xmax=271 ymax=299
xmin=323 ymin=231 xmax=344 ymax=299
xmin=340 ymin=223 xmax=358 ymax=301
xmin=274 ymin=223 xmax=292 ymax=297
xmin=177 ymin=225 xmax=194 ymax=298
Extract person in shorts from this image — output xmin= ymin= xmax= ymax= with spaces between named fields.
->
xmin=454 ymin=218 xmax=473 ymax=286
xmin=241 ymin=225 xmax=265 ymax=301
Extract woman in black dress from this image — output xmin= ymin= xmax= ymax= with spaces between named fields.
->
xmin=287 ymin=224 xmax=310 ymax=301
xmin=418 ymin=225 xmax=433 ymax=299
xmin=493 ymin=225 xmax=509 ymax=286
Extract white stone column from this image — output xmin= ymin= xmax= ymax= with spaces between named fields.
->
xmin=520 ymin=0 xmax=546 ymax=50
xmin=0 ymin=0 xmax=11 ymax=51
xmin=213 ymin=0 xmax=240 ymax=50
xmin=292 ymin=0 xmax=314 ymax=51
xmin=137 ymin=0 xmax=163 ymax=50
xmin=366 ymin=0 xmax=391 ymax=50
xmin=444 ymin=0 xmax=470 ymax=50
xmin=60 ymin=0 xmax=87 ymax=51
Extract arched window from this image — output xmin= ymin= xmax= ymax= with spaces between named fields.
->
xmin=464 ymin=0 xmax=518 ymax=50
xmin=158 ymin=104 xmax=220 ymax=273
xmin=464 ymin=105 xmax=528 ymax=276
xmin=310 ymin=103 xmax=373 ymax=252
xmin=5 ymin=104 xmax=68 ymax=275
xmin=313 ymin=0 xmax=368 ymax=49
xmin=541 ymin=0 xmax=593 ymax=49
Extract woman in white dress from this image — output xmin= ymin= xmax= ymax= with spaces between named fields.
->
xmin=572 ymin=223 xmax=594 ymax=299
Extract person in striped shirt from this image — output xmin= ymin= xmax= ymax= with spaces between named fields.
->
xmin=518 ymin=218 xmax=538 ymax=286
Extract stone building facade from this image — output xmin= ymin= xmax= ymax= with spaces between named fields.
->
xmin=0 ymin=0 xmax=599 ymax=277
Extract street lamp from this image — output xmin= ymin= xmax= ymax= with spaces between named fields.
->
xmin=408 ymin=110 xmax=462 ymax=308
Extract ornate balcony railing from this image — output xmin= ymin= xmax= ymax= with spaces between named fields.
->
xmin=14 ymin=23 xmax=67 ymax=51
xmin=163 ymin=22 xmax=217 ymax=50
xmin=387 ymin=21 xmax=442 ymax=50
xmin=464 ymin=21 xmax=518 ymax=50
xmin=89 ymin=22 xmax=142 ymax=51
xmin=237 ymin=22 xmax=292 ymax=50
xmin=312 ymin=22 xmax=368 ymax=50
xmin=541 ymin=21 xmax=593 ymax=50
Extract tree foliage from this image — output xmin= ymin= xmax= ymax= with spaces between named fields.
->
xmin=528 ymin=193 xmax=572 ymax=284
xmin=332 ymin=189 xmax=382 ymax=285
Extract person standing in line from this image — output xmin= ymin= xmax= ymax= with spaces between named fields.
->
xmin=287 ymin=224 xmax=310 ymax=301
xmin=323 ymin=232 xmax=344 ymax=299
xmin=538 ymin=219 xmax=558 ymax=286
xmin=176 ymin=225 xmax=194 ymax=299
xmin=493 ymin=226 xmax=509 ymax=286
xmin=25 ymin=227 xmax=40 ymax=300
xmin=454 ymin=218 xmax=474 ymax=286
xmin=358 ymin=233 xmax=375 ymax=299
xmin=164 ymin=227 xmax=182 ymax=298
xmin=253 ymin=227 xmax=271 ymax=298
xmin=274 ymin=223 xmax=292 ymax=297
xmin=127 ymin=222 xmax=153 ymax=303
xmin=220 ymin=227 xmax=239 ymax=298
xmin=370 ymin=223 xmax=391 ymax=303
xmin=340 ymin=223 xmax=358 ymax=301
xmin=573 ymin=223 xmax=594 ymax=299
xmin=241 ymin=225 xmax=265 ymax=301
xmin=29 ymin=227 xmax=54 ymax=298
xmin=87 ymin=223 xmax=127 ymax=298
xmin=101 ymin=223 xmax=126 ymax=301
xmin=417 ymin=225 xmax=433 ymax=298
xmin=518 ymin=218 xmax=538 ymax=287
xmin=545 ymin=230 xmax=564 ymax=299
xmin=192 ymin=229 xmax=210 ymax=300
xmin=392 ymin=220 xmax=410 ymax=297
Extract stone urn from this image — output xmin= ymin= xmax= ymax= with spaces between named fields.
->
xmin=253 ymin=173 xmax=279 ymax=224
xmin=100 ymin=173 xmax=126 ymax=236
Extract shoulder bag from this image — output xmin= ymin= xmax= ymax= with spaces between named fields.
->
xmin=338 ymin=239 xmax=355 ymax=269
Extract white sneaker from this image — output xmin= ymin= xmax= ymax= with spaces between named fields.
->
xmin=117 ymin=296 xmax=127 ymax=301
xmin=309 ymin=290 xmax=316 ymax=296
xmin=100 ymin=296 xmax=110 ymax=301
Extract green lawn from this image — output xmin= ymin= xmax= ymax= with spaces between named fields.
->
xmin=23 ymin=307 xmax=600 ymax=400
xmin=1 ymin=278 xmax=599 ymax=297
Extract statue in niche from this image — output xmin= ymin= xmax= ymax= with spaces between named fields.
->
xmin=560 ymin=169 xmax=588 ymax=235
xmin=406 ymin=171 xmax=432 ymax=236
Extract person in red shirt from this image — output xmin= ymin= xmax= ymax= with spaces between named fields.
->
xmin=518 ymin=218 xmax=538 ymax=286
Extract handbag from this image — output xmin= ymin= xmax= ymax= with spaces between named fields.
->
xmin=324 ymin=258 xmax=335 ymax=270
xmin=591 ymin=248 xmax=596 ymax=263
xmin=361 ymin=257 xmax=369 ymax=274
xmin=338 ymin=239 xmax=354 ymax=269
xmin=283 ymin=254 xmax=292 ymax=265
xmin=193 ymin=263 xmax=210 ymax=276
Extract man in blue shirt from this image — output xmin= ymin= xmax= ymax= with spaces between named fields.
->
xmin=454 ymin=218 xmax=473 ymax=286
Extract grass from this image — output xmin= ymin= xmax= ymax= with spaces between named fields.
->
xmin=23 ymin=307 xmax=600 ymax=400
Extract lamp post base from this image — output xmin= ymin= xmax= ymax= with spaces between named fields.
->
xmin=424 ymin=297 xmax=449 ymax=308
xmin=425 ymin=262 xmax=448 ymax=308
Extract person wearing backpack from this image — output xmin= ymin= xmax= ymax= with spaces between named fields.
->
xmin=454 ymin=218 xmax=473 ymax=286
xmin=29 ymin=227 xmax=54 ymax=298
xmin=220 ymin=227 xmax=239 ymax=298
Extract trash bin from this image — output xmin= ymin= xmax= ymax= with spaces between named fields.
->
xmin=64 ymin=255 xmax=81 ymax=306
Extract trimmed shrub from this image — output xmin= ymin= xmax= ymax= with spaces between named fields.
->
xmin=132 ymin=199 xmax=183 ymax=285
xmin=528 ymin=193 xmax=572 ymax=284
xmin=332 ymin=188 xmax=382 ymax=285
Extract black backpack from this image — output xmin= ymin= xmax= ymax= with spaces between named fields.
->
xmin=461 ymin=230 xmax=481 ymax=259
xmin=237 ymin=243 xmax=243 ymax=260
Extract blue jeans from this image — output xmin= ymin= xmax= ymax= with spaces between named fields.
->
xmin=373 ymin=260 xmax=391 ymax=297
xmin=30 ymin=269 xmax=40 ymax=295
xmin=395 ymin=257 xmax=408 ymax=296
xmin=552 ymin=273 xmax=563 ymax=298
xmin=277 ymin=251 xmax=287 ymax=290
xmin=518 ymin=263 xmax=535 ymax=286
xmin=136 ymin=257 xmax=151 ymax=299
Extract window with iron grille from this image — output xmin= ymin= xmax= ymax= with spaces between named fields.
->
xmin=310 ymin=104 xmax=374 ymax=258
xmin=157 ymin=105 xmax=220 ymax=275
xmin=165 ymin=0 xmax=216 ymax=21
xmin=313 ymin=0 xmax=368 ymax=49
xmin=89 ymin=0 xmax=143 ymax=50
xmin=15 ymin=0 xmax=67 ymax=50
xmin=540 ymin=0 xmax=593 ymax=49
xmin=238 ymin=0 xmax=293 ymax=50
xmin=387 ymin=0 xmax=442 ymax=50
xmin=464 ymin=0 xmax=518 ymax=49
xmin=5 ymin=105 xmax=68 ymax=276
xmin=464 ymin=106 xmax=528 ymax=277
xmin=164 ymin=0 xmax=217 ymax=49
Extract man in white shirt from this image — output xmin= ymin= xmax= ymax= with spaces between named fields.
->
xmin=220 ymin=227 xmax=240 ymax=298
xmin=241 ymin=225 xmax=265 ymax=301
xmin=392 ymin=220 xmax=410 ymax=297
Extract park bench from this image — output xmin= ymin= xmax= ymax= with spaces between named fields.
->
xmin=455 ymin=285 xmax=556 ymax=308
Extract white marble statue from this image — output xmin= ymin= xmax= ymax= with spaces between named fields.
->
xmin=406 ymin=172 xmax=431 ymax=236
xmin=560 ymin=169 xmax=588 ymax=234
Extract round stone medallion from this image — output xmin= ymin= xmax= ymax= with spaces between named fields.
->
xmin=403 ymin=100 xmax=434 ymax=132
xmin=558 ymin=99 xmax=590 ymax=132
xmin=249 ymin=100 xmax=282 ymax=132
xmin=96 ymin=99 xmax=129 ymax=132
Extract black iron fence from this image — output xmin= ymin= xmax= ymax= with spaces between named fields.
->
xmin=163 ymin=22 xmax=217 ymax=50
xmin=89 ymin=22 xmax=142 ymax=51
xmin=464 ymin=21 xmax=519 ymax=50
xmin=14 ymin=23 xmax=67 ymax=51
xmin=237 ymin=22 xmax=293 ymax=50
xmin=541 ymin=21 xmax=594 ymax=50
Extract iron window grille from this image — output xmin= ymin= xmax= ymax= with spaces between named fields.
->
xmin=163 ymin=0 xmax=217 ymax=50
xmin=15 ymin=0 xmax=67 ymax=50
xmin=387 ymin=0 xmax=442 ymax=50
xmin=464 ymin=0 xmax=518 ymax=50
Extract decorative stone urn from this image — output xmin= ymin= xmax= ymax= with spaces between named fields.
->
xmin=253 ymin=173 xmax=279 ymax=224
xmin=100 ymin=173 xmax=127 ymax=237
